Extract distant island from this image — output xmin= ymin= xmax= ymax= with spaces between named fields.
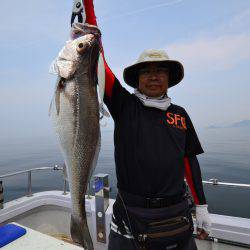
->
xmin=207 ymin=120 xmax=250 ymax=129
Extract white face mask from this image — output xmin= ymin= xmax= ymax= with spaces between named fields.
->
xmin=134 ymin=89 xmax=171 ymax=111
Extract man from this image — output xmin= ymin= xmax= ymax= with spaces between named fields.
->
xmin=102 ymin=49 xmax=211 ymax=250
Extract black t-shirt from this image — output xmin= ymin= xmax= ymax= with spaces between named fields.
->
xmin=104 ymin=80 xmax=204 ymax=198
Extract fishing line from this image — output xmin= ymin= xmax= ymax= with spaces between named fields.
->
xmin=118 ymin=192 xmax=141 ymax=250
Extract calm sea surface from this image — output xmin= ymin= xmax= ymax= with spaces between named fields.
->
xmin=0 ymin=127 xmax=250 ymax=218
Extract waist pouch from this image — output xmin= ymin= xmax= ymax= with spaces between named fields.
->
xmin=115 ymin=194 xmax=194 ymax=250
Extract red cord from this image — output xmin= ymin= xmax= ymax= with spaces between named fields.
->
xmin=84 ymin=0 xmax=97 ymax=26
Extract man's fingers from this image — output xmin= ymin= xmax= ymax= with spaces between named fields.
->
xmin=196 ymin=228 xmax=209 ymax=240
xmin=199 ymin=231 xmax=208 ymax=240
xmin=196 ymin=227 xmax=202 ymax=235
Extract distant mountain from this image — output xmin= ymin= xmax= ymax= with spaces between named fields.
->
xmin=230 ymin=120 xmax=250 ymax=128
xmin=207 ymin=120 xmax=250 ymax=129
xmin=207 ymin=125 xmax=221 ymax=129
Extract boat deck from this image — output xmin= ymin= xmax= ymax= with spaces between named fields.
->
xmin=1 ymin=223 xmax=82 ymax=250
xmin=0 ymin=191 xmax=250 ymax=249
xmin=0 ymin=222 xmax=247 ymax=250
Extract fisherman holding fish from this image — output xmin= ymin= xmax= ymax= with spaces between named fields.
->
xmin=102 ymin=49 xmax=212 ymax=250
xmin=51 ymin=1 xmax=211 ymax=249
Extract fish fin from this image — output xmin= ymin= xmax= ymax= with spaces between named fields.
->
xmin=100 ymin=120 xmax=107 ymax=127
xmin=97 ymin=52 xmax=109 ymax=120
xmin=49 ymin=58 xmax=59 ymax=75
xmin=48 ymin=98 xmax=53 ymax=117
xmin=97 ymin=52 xmax=105 ymax=103
xmin=99 ymin=103 xmax=110 ymax=118
xmin=55 ymin=77 xmax=66 ymax=116
xmin=55 ymin=88 xmax=61 ymax=116
xmin=49 ymin=77 xmax=65 ymax=117
xmin=70 ymin=215 xmax=94 ymax=250
xmin=87 ymin=134 xmax=101 ymax=184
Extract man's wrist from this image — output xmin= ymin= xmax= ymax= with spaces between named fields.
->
xmin=196 ymin=204 xmax=208 ymax=208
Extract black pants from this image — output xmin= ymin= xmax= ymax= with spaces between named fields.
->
xmin=108 ymin=230 xmax=198 ymax=250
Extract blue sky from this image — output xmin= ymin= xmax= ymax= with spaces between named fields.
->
xmin=1 ymin=0 xmax=250 ymax=138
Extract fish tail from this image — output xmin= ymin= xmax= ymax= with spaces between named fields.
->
xmin=70 ymin=215 xmax=94 ymax=250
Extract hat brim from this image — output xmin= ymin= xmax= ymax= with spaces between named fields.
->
xmin=123 ymin=60 xmax=184 ymax=88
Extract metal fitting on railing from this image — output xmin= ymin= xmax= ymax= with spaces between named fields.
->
xmin=94 ymin=174 xmax=110 ymax=244
xmin=0 ymin=181 xmax=3 ymax=209
xmin=54 ymin=164 xmax=60 ymax=171
xmin=209 ymin=178 xmax=219 ymax=185
xmin=62 ymin=164 xmax=68 ymax=195
xmin=27 ymin=171 xmax=32 ymax=197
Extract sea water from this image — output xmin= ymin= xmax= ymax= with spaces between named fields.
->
xmin=0 ymin=127 xmax=249 ymax=219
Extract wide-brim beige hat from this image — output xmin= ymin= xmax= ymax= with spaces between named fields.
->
xmin=123 ymin=49 xmax=184 ymax=88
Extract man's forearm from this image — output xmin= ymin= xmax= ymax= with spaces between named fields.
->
xmin=184 ymin=156 xmax=207 ymax=205
xmin=84 ymin=0 xmax=97 ymax=26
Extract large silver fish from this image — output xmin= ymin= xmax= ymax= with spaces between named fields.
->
xmin=50 ymin=25 xmax=102 ymax=250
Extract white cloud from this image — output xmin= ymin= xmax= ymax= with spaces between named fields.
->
xmin=165 ymin=7 xmax=250 ymax=74
xmin=166 ymin=33 xmax=250 ymax=73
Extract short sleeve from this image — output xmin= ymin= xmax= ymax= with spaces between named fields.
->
xmin=104 ymin=78 xmax=131 ymax=121
xmin=184 ymin=111 xmax=204 ymax=157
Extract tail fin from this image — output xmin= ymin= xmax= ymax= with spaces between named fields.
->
xmin=70 ymin=215 xmax=94 ymax=250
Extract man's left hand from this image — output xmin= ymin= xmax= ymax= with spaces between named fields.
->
xmin=195 ymin=204 xmax=211 ymax=240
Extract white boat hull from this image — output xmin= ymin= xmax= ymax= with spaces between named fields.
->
xmin=0 ymin=191 xmax=249 ymax=249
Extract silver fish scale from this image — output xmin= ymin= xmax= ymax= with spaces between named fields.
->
xmin=70 ymin=74 xmax=100 ymax=217
xmin=51 ymin=43 xmax=101 ymax=249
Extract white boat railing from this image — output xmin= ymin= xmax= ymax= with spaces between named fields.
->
xmin=0 ymin=165 xmax=67 ymax=200
xmin=0 ymin=164 xmax=250 ymax=208
xmin=203 ymin=178 xmax=250 ymax=188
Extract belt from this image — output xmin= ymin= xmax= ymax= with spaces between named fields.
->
xmin=118 ymin=190 xmax=185 ymax=209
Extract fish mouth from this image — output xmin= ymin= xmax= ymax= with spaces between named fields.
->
xmin=76 ymin=24 xmax=101 ymax=55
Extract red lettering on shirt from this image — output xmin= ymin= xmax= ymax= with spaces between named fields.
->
xmin=166 ymin=112 xmax=187 ymax=130
xmin=166 ymin=112 xmax=175 ymax=124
